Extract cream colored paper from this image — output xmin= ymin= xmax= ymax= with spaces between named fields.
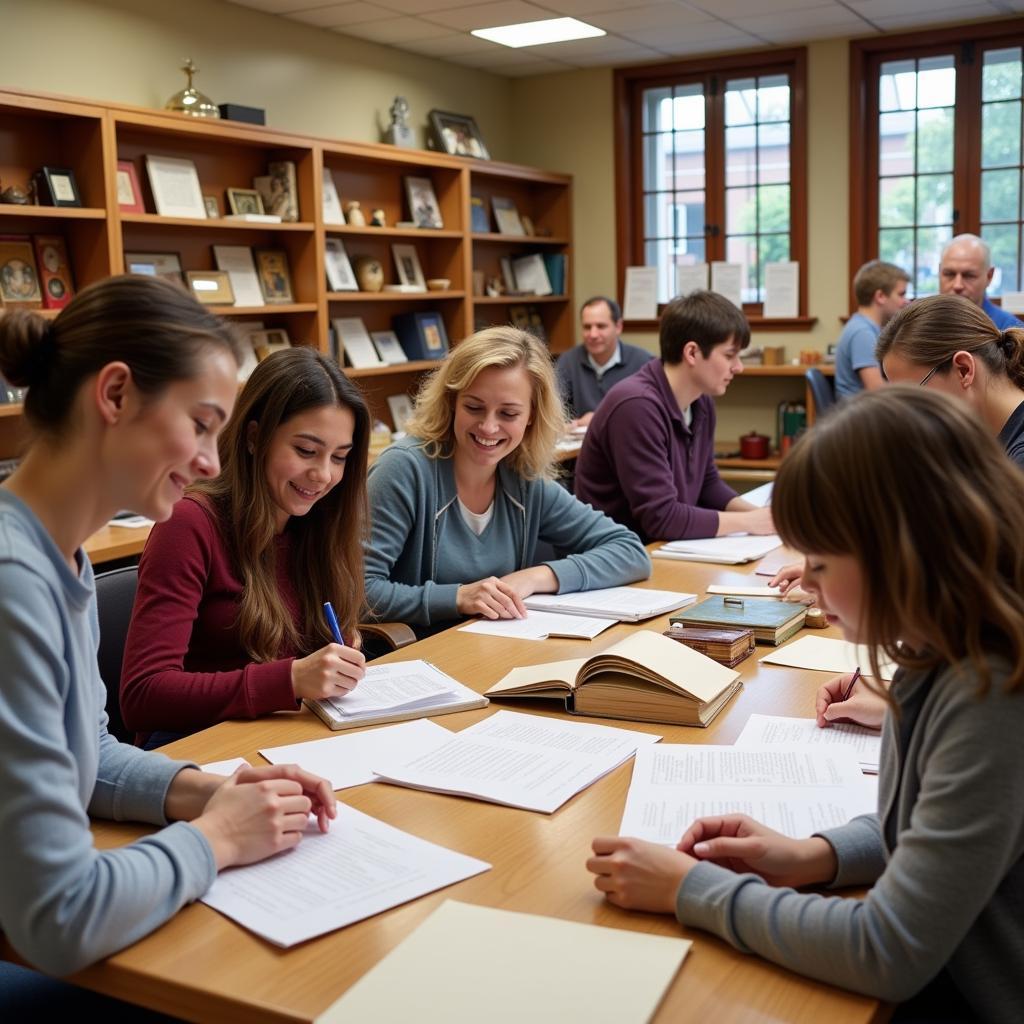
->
xmin=759 ymin=635 xmax=896 ymax=680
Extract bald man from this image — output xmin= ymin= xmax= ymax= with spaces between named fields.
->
xmin=939 ymin=234 xmax=1022 ymax=330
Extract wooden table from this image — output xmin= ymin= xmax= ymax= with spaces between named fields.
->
xmin=44 ymin=555 xmax=885 ymax=1023
xmin=84 ymin=523 xmax=151 ymax=566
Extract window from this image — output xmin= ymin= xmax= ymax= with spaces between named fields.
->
xmin=851 ymin=19 xmax=1024 ymax=301
xmin=616 ymin=50 xmax=808 ymax=325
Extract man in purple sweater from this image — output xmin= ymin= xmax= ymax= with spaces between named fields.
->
xmin=575 ymin=291 xmax=775 ymax=542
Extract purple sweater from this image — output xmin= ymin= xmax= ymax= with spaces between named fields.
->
xmin=574 ymin=359 xmax=736 ymax=541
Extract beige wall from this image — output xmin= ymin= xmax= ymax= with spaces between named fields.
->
xmin=0 ymin=0 xmax=513 ymax=157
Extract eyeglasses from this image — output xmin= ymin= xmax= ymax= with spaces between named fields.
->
xmin=917 ymin=358 xmax=952 ymax=387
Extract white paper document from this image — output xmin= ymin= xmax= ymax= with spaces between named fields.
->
xmin=763 ymin=261 xmax=799 ymax=318
xmin=373 ymin=710 xmax=661 ymax=814
xmin=459 ymin=610 xmax=615 ymax=641
xmin=619 ymin=745 xmax=876 ymax=843
xmin=316 ymin=900 xmax=691 ymax=1024
xmin=741 ymin=481 xmax=774 ymax=507
xmin=201 ymin=806 xmax=490 ymax=947
xmin=212 ymin=245 xmax=263 ymax=307
xmin=623 ymin=266 xmax=658 ymax=320
xmin=710 ymin=261 xmax=743 ymax=308
xmin=201 ymin=757 xmax=250 ymax=776
xmin=524 ymin=587 xmax=696 ymax=621
xmin=755 ymin=545 xmax=800 ymax=577
xmin=706 ymin=584 xmax=782 ymax=598
xmin=735 ymin=713 xmax=882 ymax=774
xmin=653 ymin=534 xmax=782 ymax=564
xmin=759 ymin=636 xmax=896 ymax=681
xmin=324 ymin=660 xmax=456 ymax=717
xmin=676 ymin=262 xmax=708 ymax=297
xmin=259 ymin=719 xmax=452 ymax=791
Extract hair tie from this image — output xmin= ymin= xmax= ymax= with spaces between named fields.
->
xmin=1000 ymin=332 xmax=1017 ymax=357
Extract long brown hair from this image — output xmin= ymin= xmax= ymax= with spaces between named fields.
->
xmin=192 ymin=348 xmax=370 ymax=661
xmin=877 ymin=293 xmax=1024 ymax=389
xmin=774 ymin=387 xmax=1024 ymax=695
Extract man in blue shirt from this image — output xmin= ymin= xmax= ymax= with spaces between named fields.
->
xmin=834 ymin=260 xmax=910 ymax=398
xmin=940 ymin=234 xmax=1023 ymax=331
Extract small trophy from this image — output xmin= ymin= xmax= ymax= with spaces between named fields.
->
xmin=165 ymin=58 xmax=221 ymax=119
xmin=384 ymin=96 xmax=415 ymax=149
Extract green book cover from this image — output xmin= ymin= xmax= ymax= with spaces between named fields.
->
xmin=674 ymin=596 xmax=803 ymax=631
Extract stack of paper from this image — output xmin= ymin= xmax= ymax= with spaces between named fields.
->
xmin=524 ymin=587 xmax=696 ymax=621
xmin=459 ymin=610 xmax=615 ymax=641
xmin=201 ymin=806 xmax=490 ymax=947
xmin=653 ymin=535 xmax=782 ymax=564
xmin=759 ymin=636 xmax=896 ymax=681
xmin=619 ymin=744 xmax=877 ymax=843
xmin=735 ymin=713 xmax=882 ymax=774
xmin=372 ymin=710 xmax=660 ymax=813
xmin=316 ymin=901 xmax=690 ymax=1023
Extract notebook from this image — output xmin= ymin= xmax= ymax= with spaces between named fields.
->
xmin=672 ymin=595 xmax=806 ymax=645
xmin=524 ymin=587 xmax=697 ymax=621
xmin=486 ymin=629 xmax=742 ymax=727
xmin=652 ymin=534 xmax=783 ymax=564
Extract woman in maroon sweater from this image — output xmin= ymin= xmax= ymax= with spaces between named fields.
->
xmin=121 ymin=347 xmax=370 ymax=745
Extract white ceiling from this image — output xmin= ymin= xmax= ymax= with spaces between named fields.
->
xmin=228 ymin=0 xmax=1024 ymax=76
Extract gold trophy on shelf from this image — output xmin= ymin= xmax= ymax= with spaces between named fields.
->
xmin=164 ymin=58 xmax=220 ymax=119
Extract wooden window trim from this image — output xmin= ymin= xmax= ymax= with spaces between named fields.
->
xmin=615 ymin=48 xmax=809 ymax=330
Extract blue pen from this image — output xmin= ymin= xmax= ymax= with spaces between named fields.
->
xmin=323 ymin=601 xmax=345 ymax=646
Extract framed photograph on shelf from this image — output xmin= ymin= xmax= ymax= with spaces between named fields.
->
xmin=332 ymin=317 xmax=384 ymax=369
xmin=254 ymin=161 xmax=298 ymax=222
xmin=393 ymin=310 xmax=449 ymax=361
xmin=322 ymin=169 xmax=345 ymax=225
xmin=0 ymin=237 xmax=42 ymax=309
xmin=123 ymin=251 xmax=183 ymax=284
xmin=508 ymin=304 xmax=530 ymax=330
xmin=203 ymin=195 xmax=221 ymax=219
xmin=226 ymin=187 xmax=265 ymax=216
xmin=33 ymin=235 xmax=75 ymax=310
xmin=33 ymin=167 xmax=81 ymax=208
xmin=427 ymin=109 xmax=489 ymax=160
xmin=404 ymin=176 xmax=443 ymax=229
xmin=371 ymin=330 xmax=409 ymax=365
xmin=387 ymin=393 xmax=415 ymax=433
xmin=213 ymin=245 xmax=263 ymax=307
xmin=250 ymin=328 xmax=292 ymax=362
xmin=391 ymin=243 xmax=427 ymax=292
xmin=254 ymin=248 xmax=294 ymax=304
xmin=115 ymin=160 xmax=145 ymax=213
xmin=145 ymin=155 xmax=206 ymax=219
xmin=186 ymin=270 xmax=235 ymax=306
xmin=491 ymin=196 xmax=524 ymax=236
xmin=499 ymin=256 xmax=517 ymax=295
xmin=324 ymin=239 xmax=358 ymax=292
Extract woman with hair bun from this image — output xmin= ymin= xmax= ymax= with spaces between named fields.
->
xmin=0 ymin=276 xmax=335 ymax=1006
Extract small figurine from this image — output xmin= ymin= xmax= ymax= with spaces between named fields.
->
xmin=0 ymin=179 xmax=32 ymax=205
xmin=370 ymin=208 xmax=387 ymax=227
xmin=345 ymin=201 xmax=366 ymax=227
xmin=485 ymin=276 xmax=504 ymax=297
xmin=164 ymin=58 xmax=220 ymax=119
xmin=384 ymin=96 xmax=415 ymax=149
xmin=354 ymin=257 xmax=384 ymax=293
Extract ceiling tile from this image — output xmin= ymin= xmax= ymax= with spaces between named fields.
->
xmin=536 ymin=0 xmax=664 ymax=14
xmin=377 ymin=0 xmax=494 ymax=11
xmin=587 ymin=3 xmax=716 ymax=31
xmin=846 ymin=0 xmax=992 ymax=17
xmin=870 ymin=5 xmax=1003 ymax=29
xmin=689 ymin=0 xmax=845 ymax=16
xmin=423 ymin=0 xmax=558 ymax=31
xmin=623 ymin=25 xmax=760 ymax=52
xmin=290 ymin=2 xmax=392 ymax=26
xmin=339 ymin=16 xmax=455 ymax=41
xmin=561 ymin=45 xmax=664 ymax=66
xmin=737 ymin=6 xmax=874 ymax=38
xmin=532 ymin=33 xmax=648 ymax=57
xmin=226 ymin=0 xmax=346 ymax=12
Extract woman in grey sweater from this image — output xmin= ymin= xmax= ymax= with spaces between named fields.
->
xmin=588 ymin=387 xmax=1024 ymax=1021
xmin=366 ymin=327 xmax=650 ymax=633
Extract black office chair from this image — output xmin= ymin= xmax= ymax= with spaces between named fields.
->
xmin=94 ymin=565 xmax=139 ymax=743
xmin=805 ymin=367 xmax=836 ymax=418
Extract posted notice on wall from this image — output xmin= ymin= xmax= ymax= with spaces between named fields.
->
xmin=623 ymin=266 xmax=658 ymax=320
xmin=710 ymin=262 xmax=743 ymax=309
xmin=676 ymin=263 xmax=709 ymax=298
xmin=763 ymin=261 xmax=800 ymax=319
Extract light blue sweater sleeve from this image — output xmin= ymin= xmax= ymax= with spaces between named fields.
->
xmin=0 ymin=560 xmax=216 ymax=976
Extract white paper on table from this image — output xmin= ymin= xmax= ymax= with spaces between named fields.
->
xmin=108 ymin=515 xmax=154 ymax=529
xmin=324 ymin=660 xmax=457 ymax=717
xmin=202 ymin=757 xmax=251 ymax=776
xmin=763 ymin=261 xmax=799 ymax=318
xmin=735 ymin=713 xmax=881 ymax=774
xmin=259 ymin=719 xmax=452 ymax=790
xmin=524 ymin=587 xmax=696 ymax=621
xmin=619 ymin=745 xmax=876 ymax=843
xmin=710 ymin=262 xmax=743 ymax=308
xmin=316 ymin=900 xmax=691 ymax=1024
xmin=655 ymin=534 xmax=782 ymax=564
xmin=459 ymin=611 xmax=615 ymax=641
xmin=623 ymin=266 xmax=658 ymax=320
xmin=676 ymin=262 xmax=708 ymax=297
xmin=201 ymin=805 xmax=490 ymax=947
xmin=373 ymin=710 xmax=661 ymax=814
xmin=759 ymin=635 xmax=896 ymax=681
xmin=212 ymin=245 xmax=264 ymax=307
xmin=741 ymin=481 xmax=774 ymax=507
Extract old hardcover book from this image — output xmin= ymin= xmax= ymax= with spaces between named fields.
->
xmin=672 ymin=596 xmax=805 ymax=646
xmin=662 ymin=623 xmax=755 ymax=667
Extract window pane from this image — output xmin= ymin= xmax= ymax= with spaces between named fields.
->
xmin=916 ymin=225 xmax=952 ymax=294
xmin=981 ymin=168 xmax=1021 ymax=223
xmin=879 ymin=227 xmax=914 ymax=271
xmin=757 ymin=74 xmax=790 ymax=122
xmin=879 ymin=111 xmax=915 ymax=178
xmin=673 ymin=191 xmax=706 ymax=237
xmin=879 ymin=59 xmax=917 ymax=111
xmin=983 ymin=47 xmax=1022 ymax=102
xmin=917 ymin=55 xmax=956 ymax=108
xmin=726 ymin=234 xmax=758 ymax=302
xmin=759 ymin=185 xmax=790 ymax=232
xmin=645 ymin=239 xmax=674 ymax=305
xmin=757 ymin=122 xmax=790 ymax=183
xmin=725 ymin=126 xmax=757 ymax=186
xmin=982 ymin=100 xmax=1022 ymax=168
xmin=916 ymin=174 xmax=953 ymax=227
xmin=880 ymin=176 xmax=916 ymax=227
xmin=642 ymin=86 xmax=673 ymax=132
xmin=917 ymin=107 xmax=953 ymax=173
xmin=758 ymin=235 xmax=789 ymax=299
xmin=726 ymin=186 xmax=757 ymax=234
xmin=644 ymin=192 xmax=675 ymax=239
xmin=982 ymin=222 xmax=1020 ymax=297
xmin=673 ymin=130 xmax=705 ymax=190
xmin=725 ymin=78 xmax=757 ymax=125
xmin=672 ymin=85 xmax=705 ymax=130
xmin=642 ymin=133 xmax=673 ymax=191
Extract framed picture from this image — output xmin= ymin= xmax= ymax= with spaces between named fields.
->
xmin=250 ymin=328 xmax=292 ymax=362
xmin=405 ymin=176 xmax=443 ymax=229
xmin=322 ymin=168 xmax=345 ymax=225
xmin=212 ymin=245 xmax=263 ymax=307
xmin=508 ymin=304 xmax=530 ymax=330
xmin=33 ymin=166 xmax=81 ymax=208
xmin=391 ymin=243 xmax=426 ymax=292
xmin=124 ymin=251 xmax=183 ymax=284
xmin=254 ymin=248 xmax=294 ymax=303
xmin=254 ymin=161 xmax=299 ymax=222
xmin=227 ymin=187 xmax=265 ymax=216
xmin=186 ymin=270 xmax=235 ymax=306
xmin=203 ymin=195 xmax=220 ymax=219
xmin=116 ymin=160 xmax=145 ymax=213
xmin=386 ymin=393 xmax=415 ymax=433
xmin=371 ymin=330 xmax=409 ymax=365
xmin=332 ymin=317 xmax=383 ymax=369
xmin=33 ymin=235 xmax=75 ymax=310
xmin=0 ymin=237 xmax=42 ymax=308
xmin=491 ymin=196 xmax=524 ymax=236
xmin=324 ymin=239 xmax=358 ymax=292
xmin=500 ymin=256 xmax=517 ymax=294
xmin=393 ymin=310 xmax=449 ymax=361
xmin=427 ymin=109 xmax=490 ymax=160
xmin=145 ymin=155 xmax=206 ymax=219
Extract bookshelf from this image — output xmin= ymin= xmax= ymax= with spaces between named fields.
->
xmin=0 ymin=88 xmax=573 ymax=452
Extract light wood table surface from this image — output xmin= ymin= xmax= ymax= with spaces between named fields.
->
xmin=49 ymin=554 xmax=887 ymax=1023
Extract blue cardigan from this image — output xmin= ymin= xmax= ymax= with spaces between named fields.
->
xmin=365 ymin=436 xmax=651 ymax=629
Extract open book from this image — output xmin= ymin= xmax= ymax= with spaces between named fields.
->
xmin=485 ymin=630 xmax=741 ymax=727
